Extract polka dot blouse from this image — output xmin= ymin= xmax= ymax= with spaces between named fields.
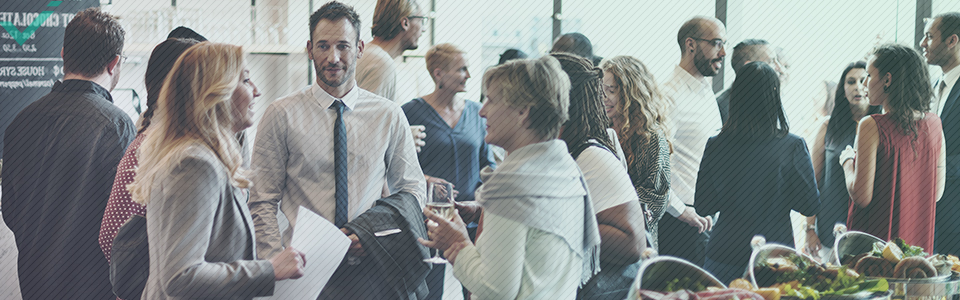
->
xmin=99 ymin=133 xmax=146 ymax=264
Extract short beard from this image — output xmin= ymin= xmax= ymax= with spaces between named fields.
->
xmin=405 ymin=39 xmax=419 ymax=51
xmin=694 ymin=49 xmax=720 ymax=77
xmin=315 ymin=61 xmax=355 ymax=87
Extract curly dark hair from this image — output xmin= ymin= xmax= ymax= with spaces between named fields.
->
xmin=551 ymin=52 xmax=615 ymax=154
xmin=600 ymin=56 xmax=672 ymax=167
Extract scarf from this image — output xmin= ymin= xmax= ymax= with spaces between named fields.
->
xmin=477 ymin=139 xmax=602 ymax=285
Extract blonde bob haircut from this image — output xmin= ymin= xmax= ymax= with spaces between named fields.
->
xmin=129 ymin=42 xmax=250 ymax=205
xmin=483 ymin=56 xmax=571 ymax=140
xmin=371 ymin=0 xmax=420 ymax=40
xmin=425 ymin=43 xmax=464 ymax=80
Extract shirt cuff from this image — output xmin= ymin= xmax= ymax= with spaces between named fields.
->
xmin=666 ymin=192 xmax=686 ymax=217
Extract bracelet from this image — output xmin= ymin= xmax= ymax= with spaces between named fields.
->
xmin=806 ymin=224 xmax=816 ymax=232
xmin=840 ymin=156 xmax=855 ymax=165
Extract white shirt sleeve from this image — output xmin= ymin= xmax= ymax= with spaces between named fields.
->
xmin=665 ymin=191 xmax=687 ymax=217
xmin=453 ymin=213 xmax=525 ymax=299
xmin=248 ymin=103 xmax=288 ymax=259
xmin=576 ymin=146 xmax=638 ymax=213
xmin=385 ymin=107 xmax=428 ymax=204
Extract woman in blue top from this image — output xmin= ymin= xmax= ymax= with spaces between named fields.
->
xmin=403 ymin=43 xmax=495 ymax=202
xmin=695 ymin=62 xmax=820 ymax=284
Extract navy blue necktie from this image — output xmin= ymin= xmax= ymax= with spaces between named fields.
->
xmin=331 ymin=100 xmax=348 ymax=228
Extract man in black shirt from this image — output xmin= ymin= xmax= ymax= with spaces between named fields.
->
xmin=2 ymin=7 xmax=133 ymax=300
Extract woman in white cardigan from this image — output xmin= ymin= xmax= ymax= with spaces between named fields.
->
xmin=128 ymin=42 xmax=305 ymax=299
xmin=420 ymin=56 xmax=602 ymax=300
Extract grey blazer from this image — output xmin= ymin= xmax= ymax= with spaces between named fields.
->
xmin=143 ymin=145 xmax=274 ymax=299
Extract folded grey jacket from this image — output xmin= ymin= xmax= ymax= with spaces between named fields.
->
xmin=342 ymin=192 xmax=433 ymax=300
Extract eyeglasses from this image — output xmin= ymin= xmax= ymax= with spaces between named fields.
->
xmin=692 ymin=37 xmax=727 ymax=48
xmin=408 ymin=15 xmax=431 ymax=27
xmin=120 ymin=55 xmax=129 ymax=63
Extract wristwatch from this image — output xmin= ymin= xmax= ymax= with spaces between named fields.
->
xmin=806 ymin=224 xmax=817 ymax=232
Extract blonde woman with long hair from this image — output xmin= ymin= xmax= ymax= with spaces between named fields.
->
xmin=128 ymin=42 xmax=305 ymax=299
xmin=600 ymin=56 xmax=672 ymax=251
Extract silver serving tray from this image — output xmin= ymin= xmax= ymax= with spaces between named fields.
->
xmin=626 ymin=256 xmax=725 ymax=300
xmin=832 ymin=231 xmax=960 ymax=300
xmin=748 ymin=243 xmax=821 ymax=288
xmin=833 ymin=231 xmax=952 ymax=282
xmin=749 ymin=242 xmax=892 ymax=300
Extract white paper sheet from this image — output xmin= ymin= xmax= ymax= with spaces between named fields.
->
xmin=257 ymin=206 xmax=350 ymax=300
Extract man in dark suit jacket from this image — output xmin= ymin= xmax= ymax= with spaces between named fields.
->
xmin=922 ymin=12 xmax=960 ymax=255
xmin=2 ymin=8 xmax=134 ymax=299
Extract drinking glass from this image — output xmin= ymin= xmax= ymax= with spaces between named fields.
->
xmin=423 ymin=182 xmax=455 ymax=264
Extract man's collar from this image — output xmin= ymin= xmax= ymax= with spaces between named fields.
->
xmin=672 ymin=65 xmax=711 ymax=94
xmin=944 ymin=64 xmax=960 ymax=86
xmin=310 ymin=82 xmax=359 ymax=110
xmin=53 ymin=79 xmax=114 ymax=103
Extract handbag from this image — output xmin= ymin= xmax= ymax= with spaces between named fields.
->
xmin=110 ymin=215 xmax=149 ymax=300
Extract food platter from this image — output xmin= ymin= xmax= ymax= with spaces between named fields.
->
xmin=749 ymin=243 xmax=892 ymax=300
xmin=636 ymin=256 xmax=727 ymax=291
xmin=833 ymin=231 xmax=960 ymax=300
xmin=627 ymin=256 xmax=727 ymax=300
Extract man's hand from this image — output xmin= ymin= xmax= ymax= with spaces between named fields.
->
xmin=425 ymin=175 xmax=460 ymax=199
xmin=411 ymin=125 xmax=426 ymax=152
xmin=677 ymin=207 xmax=712 ymax=233
xmin=340 ymin=228 xmax=366 ymax=257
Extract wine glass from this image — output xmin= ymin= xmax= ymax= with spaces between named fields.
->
xmin=424 ymin=182 xmax=455 ymax=264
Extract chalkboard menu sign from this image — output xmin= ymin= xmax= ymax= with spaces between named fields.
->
xmin=0 ymin=0 xmax=99 ymax=157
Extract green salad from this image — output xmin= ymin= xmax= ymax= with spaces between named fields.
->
xmin=755 ymin=254 xmax=889 ymax=299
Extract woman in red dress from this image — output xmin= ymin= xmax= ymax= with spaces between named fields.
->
xmin=843 ymin=44 xmax=946 ymax=251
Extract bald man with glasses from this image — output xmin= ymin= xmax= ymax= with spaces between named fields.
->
xmin=658 ymin=16 xmax=727 ymax=267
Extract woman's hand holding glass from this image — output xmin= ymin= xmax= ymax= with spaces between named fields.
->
xmin=419 ymin=208 xmax=471 ymax=264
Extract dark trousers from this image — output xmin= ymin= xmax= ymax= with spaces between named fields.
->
xmin=936 ymin=182 xmax=960 ymax=256
xmin=658 ymin=213 xmax=708 ymax=266
xmin=319 ymin=258 xmax=399 ymax=300
xmin=425 ymin=262 xmax=444 ymax=300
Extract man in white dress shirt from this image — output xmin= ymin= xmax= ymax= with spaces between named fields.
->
xmin=658 ymin=16 xmax=726 ymax=266
xmin=922 ymin=12 xmax=960 ymax=256
xmin=249 ymin=2 xmax=427 ymax=299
